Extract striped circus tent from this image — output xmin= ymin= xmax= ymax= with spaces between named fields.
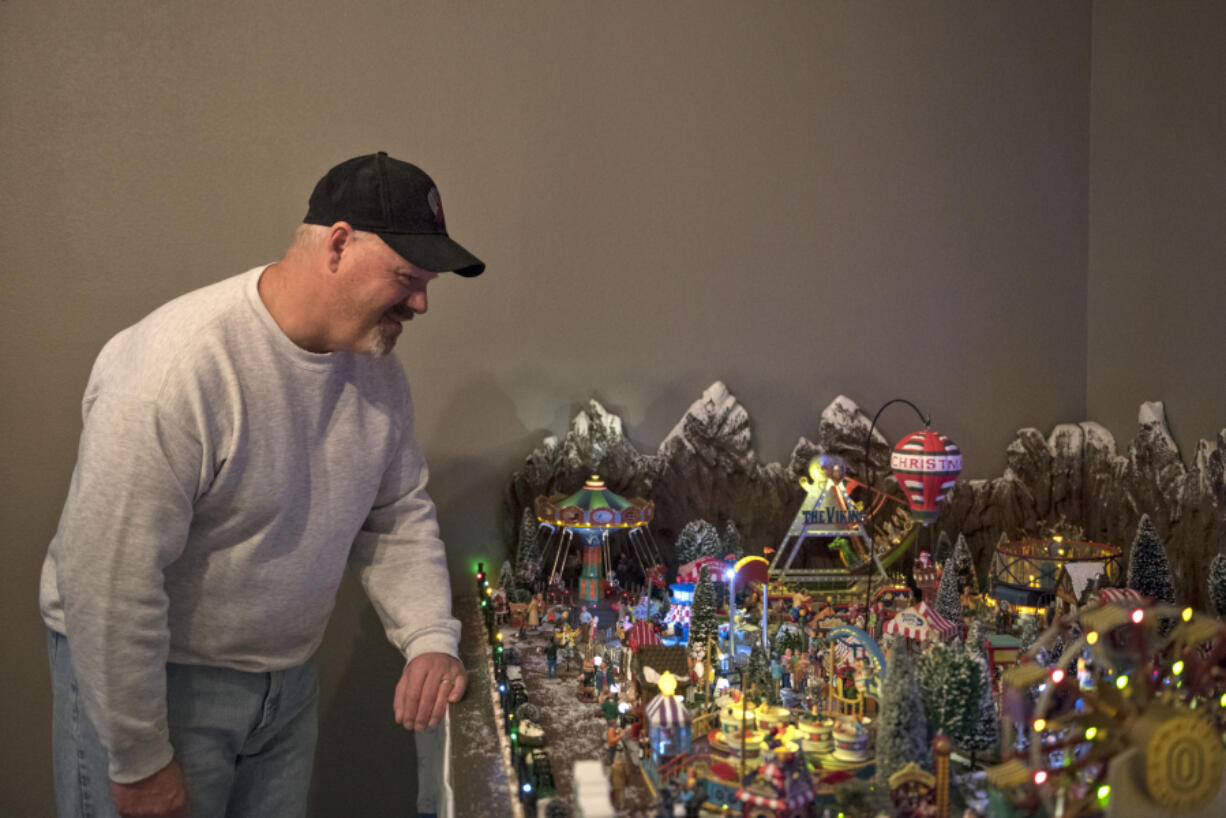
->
xmin=627 ymin=620 xmax=662 ymax=650
xmin=883 ymin=600 xmax=958 ymax=642
xmin=645 ymin=692 xmax=692 ymax=728
xmin=663 ymin=604 xmax=691 ymax=627
xmin=1097 ymin=587 xmax=1145 ymax=605
xmin=677 ymin=556 xmax=728 ymax=584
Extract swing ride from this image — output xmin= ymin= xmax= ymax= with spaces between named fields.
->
xmin=534 ymin=475 xmax=664 ymax=603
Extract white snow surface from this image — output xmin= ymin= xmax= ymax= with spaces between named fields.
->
xmin=658 ymin=380 xmax=748 ymax=455
xmin=1138 ymin=401 xmax=1178 ymax=451
xmin=820 ymin=394 xmax=888 ymax=445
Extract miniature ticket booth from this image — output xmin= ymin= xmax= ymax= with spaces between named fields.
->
xmin=983 ymin=633 xmax=1023 ymax=696
xmin=645 ymin=671 xmax=692 ymax=761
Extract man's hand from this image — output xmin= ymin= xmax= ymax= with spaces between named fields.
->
xmin=111 ymin=758 xmax=188 ymax=818
xmin=393 ymin=652 xmax=467 ymax=730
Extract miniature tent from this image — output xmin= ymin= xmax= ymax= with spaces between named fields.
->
xmin=678 ymin=556 xmax=728 ymax=584
xmin=645 ymin=672 xmax=692 ymax=759
xmin=1055 ymin=561 xmax=1107 ymax=605
xmin=627 ymin=620 xmax=662 ymax=651
xmin=882 ymin=600 xmax=958 ymax=642
xmin=1097 ymin=586 xmax=1144 ymax=605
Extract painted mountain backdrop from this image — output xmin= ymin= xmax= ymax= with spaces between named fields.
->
xmin=503 ymin=383 xmax=1226 ymax=609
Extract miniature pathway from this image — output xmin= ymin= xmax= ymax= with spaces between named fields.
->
xmin=508 ymin=621 xmax=660 ymax=817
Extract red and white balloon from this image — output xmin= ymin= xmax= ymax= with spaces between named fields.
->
xmin=890 ymin=429 xmax=962 ymax=524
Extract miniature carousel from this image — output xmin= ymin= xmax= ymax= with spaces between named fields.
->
xmin=988 ymin=536 xmax=1121 ymax=618
xmin=535 ymin=475 xmax=663 ymax=604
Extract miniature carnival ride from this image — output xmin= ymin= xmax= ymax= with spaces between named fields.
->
xmin=769 ymin=455 xmax=918 ymax=598
xmin=989 ymin=536 xmax=1122 ymax=618
xmin=1005 ymin=598 xmax=1226 ymax=818
xmin=535 ymin=475 xmax=664 ymax=604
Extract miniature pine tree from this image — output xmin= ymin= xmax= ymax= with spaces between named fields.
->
xmin=934 ymin=559 xmax=962 ymax=623
xmin=1210 ymin=552 xmax=1226 ymax=618
xmin=515 ymin=507 xmax=542 ymax=582
xmin=934 ymin=529 xmax=953 ymax=566
xmin=688 ymin=566 xmax=719 ymax=654
xmin=1018 ymin=616 xmax=1038 ymax=654
xmin=951 ymin=533 xmax=979 ymax=595
xmin=745 ymin=643 xmax=774 ymax=705
xmin=917 ymin=640 xmax=978 ymax=749
xmin=963 ymin=620 xmax=998 ymax=758
xmin=1126 ymin=514 xmax=1176 ymax=603
xmin=675 ymin=520 xmax=720 ymax=565
xmin=876 ymin=636 xmax=933 ymax=786
xmin=498 ymin=559 xmax=515 ymax=590
xmin=722 ymin=520 xmax=745 ymax=560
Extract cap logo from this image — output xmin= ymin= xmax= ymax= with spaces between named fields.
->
xmin=427 ymin=187 xmax=446 ymax=229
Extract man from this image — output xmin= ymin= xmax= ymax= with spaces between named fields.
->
xmin=39 ymin=152 xmax=482 ymax=818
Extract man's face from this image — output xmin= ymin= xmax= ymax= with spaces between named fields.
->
xmin=336 ymin=233 xmax=439 ymax=355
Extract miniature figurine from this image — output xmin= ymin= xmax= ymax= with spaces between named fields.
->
xmin=544 ymin=638 xmax=558 ymax=678
xmin=527 ymin=592 xmax=542 ymax=629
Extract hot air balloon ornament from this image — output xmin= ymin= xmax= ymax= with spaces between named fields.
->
xmin=890 ymin=429 xmax=961 ymax=525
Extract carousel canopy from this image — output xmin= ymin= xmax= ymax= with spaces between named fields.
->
xmin=645 ymin=692 xmax=692 ymax=728
xmin=883 ymin=600 xmax=958 ymax=641
xmin=535 ymin=475 xmax=654 ymax=528
xmin=558 ymin=476 xmax=635 ymax=513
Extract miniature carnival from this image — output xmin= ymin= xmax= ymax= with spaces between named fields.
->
xmin=474 ymin=389 xmax=1226 ymax=818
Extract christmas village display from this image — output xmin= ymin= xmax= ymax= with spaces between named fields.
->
xmin=473 ymin=386 xmax=1226 ymax=818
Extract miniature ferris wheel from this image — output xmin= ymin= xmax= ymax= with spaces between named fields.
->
xmin=1007 ymin=599 xmax=1226 ymax=817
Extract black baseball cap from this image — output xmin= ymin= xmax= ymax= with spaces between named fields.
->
xmin=304 ymin=152 xmax=485 ymax=277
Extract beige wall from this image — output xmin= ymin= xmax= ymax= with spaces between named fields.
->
xmin=1087 ymin=1 xmax=1226 ymax=451
xmin=1 ymin=2 xmax=1101 ymax=813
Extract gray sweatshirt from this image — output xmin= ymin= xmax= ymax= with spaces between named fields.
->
xmin=40 ymin=266 xmax=460 ymax=782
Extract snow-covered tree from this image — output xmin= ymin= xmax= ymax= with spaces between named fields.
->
xmin=515 ymin=507 xmax=542 ymax=582
xmin=1126 ymin=514 xmax=1175 ymax=604
xmin=721 ymin=520 xmax=745 ymax=560
xmin=963 ymin=621 xmax=998 ymax=758
xmin=1018 ymin=616 xmax=1038 ymax=654
xmin=497 ymin=559 xmax=515 ymax=590
xmin=934 ymin=529 xmax=953 ymax=566
xmin=675 ymin=519 xmax=721 ymax=565
xmin=951 ymin=533 xmax=979 ymax=595
xmin=934 ymin=561 xmax=962 ymax=623
xmin=688 ymin=566 xmax=720 ymax=654
xmin=876 ymin=636 xmax=932 ymax=786
xmin=1210 ymin=552 xmax=1226 ymax=618
xmin=745 ymin=643 xmax=774 ymax=705
xmin=917 ymin=640 xmax=978 ymax=749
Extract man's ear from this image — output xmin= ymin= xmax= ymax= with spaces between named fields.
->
xmin=324 ymin=221 xmax=355 ymax=273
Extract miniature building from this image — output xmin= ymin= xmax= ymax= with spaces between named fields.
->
xmin=633 ymin=645 xmax=691 ymax=701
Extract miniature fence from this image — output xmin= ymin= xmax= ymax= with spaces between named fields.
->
xmin=690 ymin=712 xmax=719 ymax=739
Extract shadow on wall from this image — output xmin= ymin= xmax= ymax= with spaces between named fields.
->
xmin=425 ymin=373 xmax=538 ymax=574
xmin=310 ymin=604 xmax=416 ymax=817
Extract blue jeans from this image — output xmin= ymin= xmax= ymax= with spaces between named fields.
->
xmin=49 ymin=630 xmax=318 ymax=818
xmin=546 ymin=659 xmax=557 ymax=678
